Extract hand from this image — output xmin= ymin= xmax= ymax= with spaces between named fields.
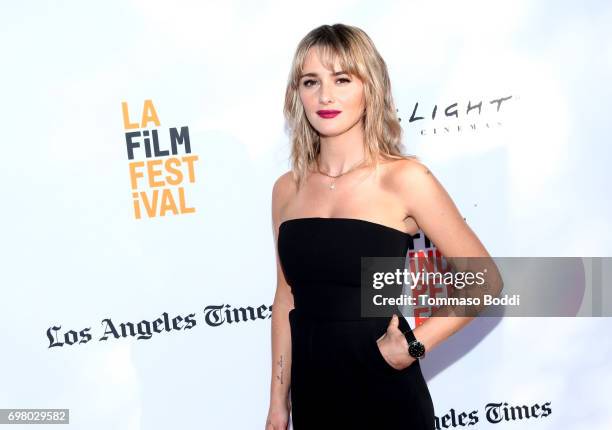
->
xmin=265 ymin=398 xmax=290 ymax=430
xmin=376 ymin=314 xmax=416 ymax=371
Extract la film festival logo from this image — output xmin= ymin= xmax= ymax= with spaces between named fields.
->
xmin=122 ymin=99 xmax=199 ymax=219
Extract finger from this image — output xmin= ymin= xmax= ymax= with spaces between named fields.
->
xmin=389 ymin=313 xmax=399 ymax=331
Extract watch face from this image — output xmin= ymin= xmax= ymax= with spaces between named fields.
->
xmin=409 ymin=340 xmax=425 ymax=358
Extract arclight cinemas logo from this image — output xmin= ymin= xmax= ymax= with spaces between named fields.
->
xmin=403 ymin=94 xmax=515 ymax=136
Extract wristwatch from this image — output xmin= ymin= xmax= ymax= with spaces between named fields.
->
xmin=405 ymin=336 xmax=426 ymax=359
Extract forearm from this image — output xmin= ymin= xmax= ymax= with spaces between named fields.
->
xmin=412 ymin=313 xmax=475 ymax=353
xmin=413 ymin=256 xmax=503 ymax=353
xmin=269 ymin=302 xmax=293 ymax=407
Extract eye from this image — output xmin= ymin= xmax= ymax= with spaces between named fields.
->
xmin=301 ymin=77 xmax=351 ymax=88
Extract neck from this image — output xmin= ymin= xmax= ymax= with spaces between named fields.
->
xmin=317 ymin=121 xmax=366 ymax=175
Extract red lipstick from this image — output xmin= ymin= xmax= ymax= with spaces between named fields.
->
xmin=317 ymin=110 xmax=341 ymax=118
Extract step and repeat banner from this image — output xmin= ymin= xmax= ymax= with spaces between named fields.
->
xmin=1 ymin=1 xmax=611 ymax=429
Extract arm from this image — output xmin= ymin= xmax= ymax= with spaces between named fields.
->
xmin=269 ymin=246 xmax=294 ymax=408
xmin=266 ymin=175 xmax=295 ymax=429
xmin=393 ymin=159 xmax=503 ymax=354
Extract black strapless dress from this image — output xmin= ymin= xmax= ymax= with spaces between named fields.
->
xmin=277 ymin=217 xmax=435 ymax=429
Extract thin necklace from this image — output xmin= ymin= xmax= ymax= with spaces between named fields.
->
xmin=315 ymin=156 xmax=367 ymax=190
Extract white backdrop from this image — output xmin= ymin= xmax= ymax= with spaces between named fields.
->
xmin=1 ymin=1 xmax=611 ymax=429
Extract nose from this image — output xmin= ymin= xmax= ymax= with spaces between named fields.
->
xmin=318 ymin=81 xmax=335 ymax=104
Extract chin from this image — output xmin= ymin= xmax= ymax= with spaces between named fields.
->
xmin=314 ymin=123 xmax=349 ymax=136
xmin=316 ymin=129 xmax=344 ymax=138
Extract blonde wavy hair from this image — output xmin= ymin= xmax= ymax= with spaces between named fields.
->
xmin=283 ymin=23 xmax=417 ymax=189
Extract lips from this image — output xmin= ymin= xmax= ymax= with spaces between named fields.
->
xmin=317 ymin=110 xmax=341 ymax=118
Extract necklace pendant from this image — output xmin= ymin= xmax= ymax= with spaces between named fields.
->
xmin=329 ymin=182 xmax=336 ymax=190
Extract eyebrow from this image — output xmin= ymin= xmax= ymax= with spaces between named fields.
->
xmin=299 ymin=70 xmax=349 ymax=79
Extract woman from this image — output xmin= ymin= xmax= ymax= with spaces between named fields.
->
xmin=266 ymin=23 xmax=493 ymax=429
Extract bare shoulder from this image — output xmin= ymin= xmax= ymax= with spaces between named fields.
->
xmin=272 ymin=170 xmax=296 ymax=205
xmin=386 ymin=157 xmax=433 ymax=185
xmin=271 ymin=171 xmax=297 ymax=228
xmin=384 ymin=157 xmax=489 ymax=257
xmin=384 ymin=157 xmax=443 ymax=213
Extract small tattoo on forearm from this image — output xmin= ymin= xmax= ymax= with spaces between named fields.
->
xmin=275 ymin=355 xmax=285 ymax=385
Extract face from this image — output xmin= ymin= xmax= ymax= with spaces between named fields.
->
xmin=298 ymin=46 xmax=366 ymax=138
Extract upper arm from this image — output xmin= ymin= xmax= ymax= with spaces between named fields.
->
xmin=393 ymin=159 xmax=490 ymax=259
xmin=271 ymin=171 xmax=295 ymax=308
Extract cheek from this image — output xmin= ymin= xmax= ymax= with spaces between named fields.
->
xmin=342 ymin=89 xmax=364 ymax=110
xmin=299 ymin=91 xmax=315 ymax=110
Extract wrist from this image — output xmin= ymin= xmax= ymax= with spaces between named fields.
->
xmin=402 ymin=330 xmax=426 ymax=360
xmin=270 ymin=395 xmax=290 ymax=409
